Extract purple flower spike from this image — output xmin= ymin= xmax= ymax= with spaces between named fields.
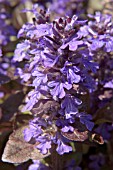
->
xmin=14 ymin=6 xmax=104 ymax=157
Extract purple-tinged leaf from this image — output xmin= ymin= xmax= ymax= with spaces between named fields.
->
xmin=2 ymin=126 xmax=49 ymax=164
xmin=61 ymin=129 xmax=88 ymax=142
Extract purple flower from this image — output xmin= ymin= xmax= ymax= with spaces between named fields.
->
xmin=82 ymin=58 xmax=99 ymax=73
xmin=104 ymin=37 xmax=113 ymax=52
xmin=24 ymin=120 xmax=42 ymax=142
xmin=60 ymin=95 xmax=82 ymax=119
xmin=56 ymin=139 xmax=72 ymax=155
xmin=0 ymin=91 xmax=4 ymax=98
xmin=42 ymin=52 xmax=59 ymax=68
xmin=60 ymin=39 xmax=83 ymax=51
xmin=61 ymin=61 xmax=81 ymax=84
xmin=22 ymin=90 xmax=41 ymax=111
xmin=76 ymin=113 xmax=94 ymax=131
xmin=23 ymin=128 xmax=33 ymax=142
xmin=36 ymin=136 xmax=51 ymax=154
xmin=77 ymin=25 xmax=89 ymax=38
xmin=56 ymin=118 xmax=72 ymax=128
xmin=16 ymin=68 xmax=31 ymax=82
xmin=26 ymin=24 xmax=52 ymax=39
xmin=90 ymin=39 xmax=104 ymax=51
xmin=13 ymin=40 xmax=31 ymax=62
xmin=0 ymin=48 xmax=2 ymax=56
xmin=48 ymin=80 xmax=72 ymax=99
xmin=104 ymin=80 xmax=113 ymax=88
xmin=82 ymin=12 xmax=113 ymax=53
xmin=61 ymin=125 xmax=74 ymax=132
xmin=32 ymin=70 xmax=48 ymax=88
xmin=17 ymin=23 xmax=33 ymax=38
xmin=28 ymin=160 xmax=41 ymax=170
xmin=28 ymin=160 xmax=49 ymax=170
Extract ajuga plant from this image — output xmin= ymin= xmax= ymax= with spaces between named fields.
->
xmin=8 ymin=5 xmax=108 ymax=169
xmin=1 ymin=1 xmax=113 ymax=170
xmin=13 ymin=3 xmax=96 ymax=150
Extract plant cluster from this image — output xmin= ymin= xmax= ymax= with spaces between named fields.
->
xmin=1 ymin=0 xmax=113 ymax=170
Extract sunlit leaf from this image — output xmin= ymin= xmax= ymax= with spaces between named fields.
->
xmin=2 ymin=126 xmax=50 ymax=164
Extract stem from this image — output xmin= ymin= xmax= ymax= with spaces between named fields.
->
xmin=107 ymin=133 xmax=113 ymax=167
xmin=50 ymin=144 xmax=64 ymax=170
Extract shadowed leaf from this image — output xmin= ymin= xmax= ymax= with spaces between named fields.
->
xmin=0 ymin=74 xmax=10 ymax=85
xmin=0 ymin=92 xmax=25 ymax=122
xmin=94 ymin=101 xmax=113 ymax=124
